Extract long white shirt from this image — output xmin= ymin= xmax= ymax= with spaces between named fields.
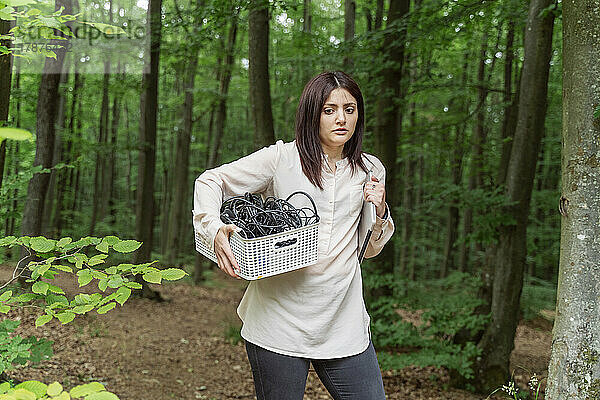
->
xmin=193 ymin=140 xmax=394 ymax=358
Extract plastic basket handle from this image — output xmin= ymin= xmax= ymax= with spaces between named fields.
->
xmin=273 ymin=237 xmax=298 ymax=250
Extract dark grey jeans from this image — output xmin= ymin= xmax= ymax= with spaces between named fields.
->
xmin=245 ymin=340 xmax=387 ymax=400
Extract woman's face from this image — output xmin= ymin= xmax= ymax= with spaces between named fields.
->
xmin=318 ymin=88 xmax=358 ymax=151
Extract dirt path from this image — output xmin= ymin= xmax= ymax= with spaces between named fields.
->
xmin=2 ymin=266 xmax=551 ymax=399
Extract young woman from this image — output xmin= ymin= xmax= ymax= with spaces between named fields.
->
xmin=193 ymin=71 xmax=394 ymax=399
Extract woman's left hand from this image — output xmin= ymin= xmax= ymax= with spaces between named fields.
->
xmin=364 ymin=176 xmax=387 ymax=218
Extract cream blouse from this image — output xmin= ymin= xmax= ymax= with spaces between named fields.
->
xmin=193 ymin=140 xmax=394 ymax=358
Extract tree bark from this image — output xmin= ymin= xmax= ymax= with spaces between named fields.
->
xmin=134 ymin=0 xmax=162 ymax=299
xmin=249 ymin=0 xmax=274 ymax=149
xmin=475 ymin=0 xmax=555 ymax=391
xmin=374 ymin=0 xmax=383 ymax=30
xmin=90 ymin=60 xmax=111 ymax=235
xmin=343 ymin=0 xmax=355 ymax=68
xmin=373 ymin=0 xmax=409 ymax=285
xmin=546 ymin=1 xmax=600 ymax=397
xmin=497 ymin=21 xmax=518 ymax=186
xmin=0 ymin=19 xmax=13 ymax=193
xmin=21 ymin=0 xmax=72 ymax=240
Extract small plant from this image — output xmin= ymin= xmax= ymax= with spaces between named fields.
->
xmin=486 ymin=369 xmax=545 ymax=400
xmin=0 ymin=235 xmax=187 ymax=399
xmin=223 ymin=323 xmax=242 ymax=345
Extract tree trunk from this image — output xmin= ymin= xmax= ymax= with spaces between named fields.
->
xmin=497 ymin=21 xmax=518 ymax=186
xmin=90 ymin=60 xmax=111 ymax=235
xmin=343 ymin=0 xmax=355 ymax=68
xmin=374 ymin=0 xmax=383 ymax=30
xmin=373 ymin=0 xmax=409 ymax=285
xmin=134 ymin=0 xmax=162 ymax=300
xmin=249 ymin=0 xmax=274 ymax=149
xmin=42 ymin=69 xmax=68 ymax=236
xmin=21 ymin=0 xmax=72 ymax=241
xmin=475 ymin=0 xmax=555 ymax=391
xmin=0 ymin=19 xmax=13 ymax=193
xmin=546 ymin=1 xmax=600 ymax=397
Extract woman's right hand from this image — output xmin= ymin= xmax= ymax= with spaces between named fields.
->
xmin=214 ymin=224 xmax=241 ymax=279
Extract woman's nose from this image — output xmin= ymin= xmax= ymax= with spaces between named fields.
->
xmin=336 ymin=109 xmax=346 ymax=124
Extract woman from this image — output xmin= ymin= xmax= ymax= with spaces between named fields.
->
xmin=193 ymin=71 xmax=394 ymax=399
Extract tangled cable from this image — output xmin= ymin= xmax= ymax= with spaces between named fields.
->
xmin=220 ymin=191 xmax=320 ymax=239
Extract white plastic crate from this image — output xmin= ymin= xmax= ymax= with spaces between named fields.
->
xmin=195 ymin=222 xmax=319 ymax=280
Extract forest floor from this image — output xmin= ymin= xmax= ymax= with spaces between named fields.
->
xmin=1 ymin=264 xmax=553 ymax=400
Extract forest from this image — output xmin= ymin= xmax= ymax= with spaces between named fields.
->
xmin=1 ymin=0 xmax=600 ymax=398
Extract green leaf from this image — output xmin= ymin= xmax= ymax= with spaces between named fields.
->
xmin=29 ymin=237 xmax=56 ymax=253
xmin=0 ymin=290 xmax=12 ymax=302
xmin=96 ymin=302 xmax=115 ymax=314
xmin=72 ymin=304 xmax=94 ymax=314
xmin=0 ymin=304 xmax=10 ymax=313
xmin=56 ymin=311 xmax=75 ymax=324
xmin=32 ymin=281 xmax=49 ymax=295
xmin=0 ymin=128 xmax=33 ymax=143
xmin=95 ymin=241 xmax=109 ymax=253
xmin=124 ymin=282 xmax=142 ymax=289
xmin=15 ymin=381 xmax=47 ymax=398
xmin=4 ymin=0 xmax=37 ymax=6
xmin=107 ymin=275 xmax=123 ymax=288
xmin=52 ymin=392 xmax=71 ymax=400
xmin=98 ymin=278 xmax=108 ymax=292
xmin=35 ymin=314 xmax=52 ymax=328
xmin=0 ymin=236 xmax=16 ymax=246
xmin=594 ymin=105 xmax=600 ymax=120
xmin=14 ymin=293 xmax=37 ymax=303
xmin=142 ymin=271 xmax=162 ymax=284
xmin=105 ymin=266 xmax=117 ymax=274
xmin=73 ymin=293 xmax=92 ymax=305
xmin=47 ymin=284 xmax=65 ymax=294
xmin=114 ymin=287 xmax=131 ymax=306
xmin=46 ymin=382 xmax=63 ymax=397
xmin=77 ymin=270 xmax=93 ymax=287
xmin=88 ymin=254 xmax=108 ymax=266
xmin=9 ymin=388 xmax=36 ymax=400
xmin=91 ymin=270 xmax=107 ymax=280
xmin=56 ymin=237 xmax=72 ymax=248
xmin=112 ymin=240 xmax=141 ymax=253
xmin=161 ymin=268 xmax=187 ymax=281
xmin=70 ymin=383 xmax=105 ymax=398
xmin=52 ymin=264 xmax=73 ymax=273
xmin=45 ymin=294 xmax=68 ymax=306
xmin=79 ymin=21 xmax=126 ymax=35
xmin=0 ymin=382 xmax=9 ymax=394
xmin=85 ymin=391 xmax=120 ymax=400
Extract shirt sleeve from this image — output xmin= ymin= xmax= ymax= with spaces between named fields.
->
xmin=192 ymin=140 xmax=283 ymax=251
xmin=364 ymin=163 xmax=395 ymax=259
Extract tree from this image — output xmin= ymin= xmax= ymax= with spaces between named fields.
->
xmin=20 ymin=0 xmax=72 ymax=240
xmin=343 ymin=0 xmax=355 ymax=68
xmin=248 ymin=0 xmax=274 ymax=149
xmin=546 ymin=1 xmax=600 ymax=397
xmin=0 ymin=18 xmax=12 ymax=193
xmin=475 ymin=0 xmax=555 ymax=390
xmin=373 ymin=0 xmax=409 ymax=284
xmin=134 ymin=0 xmax=162 ymax=298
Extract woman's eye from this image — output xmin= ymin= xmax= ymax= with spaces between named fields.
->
xmin=345 ymin=107 xmax=355 ymax=114
xmin=323 ymin=108 xmax=334 ymax=115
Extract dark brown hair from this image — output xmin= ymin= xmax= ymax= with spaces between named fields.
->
xmin=295 ymin=71 xmax=368 ymax=190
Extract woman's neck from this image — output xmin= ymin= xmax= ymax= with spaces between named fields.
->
xmin=321 ymin=144 xmax=344 ymax=163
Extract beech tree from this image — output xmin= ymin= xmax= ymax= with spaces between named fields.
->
xmin=546 ymin=1 xmax=600 ymax=397
xmin=476 ymin=0 xmax=555 ymax=390
xmin=20 ymin=0 xmax=72 ymax=239
xmin=248 ymin=0 xmax=274 ymax=149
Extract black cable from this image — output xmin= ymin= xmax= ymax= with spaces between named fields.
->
xmin=220 ymin=192 xmax=319 ymax=239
